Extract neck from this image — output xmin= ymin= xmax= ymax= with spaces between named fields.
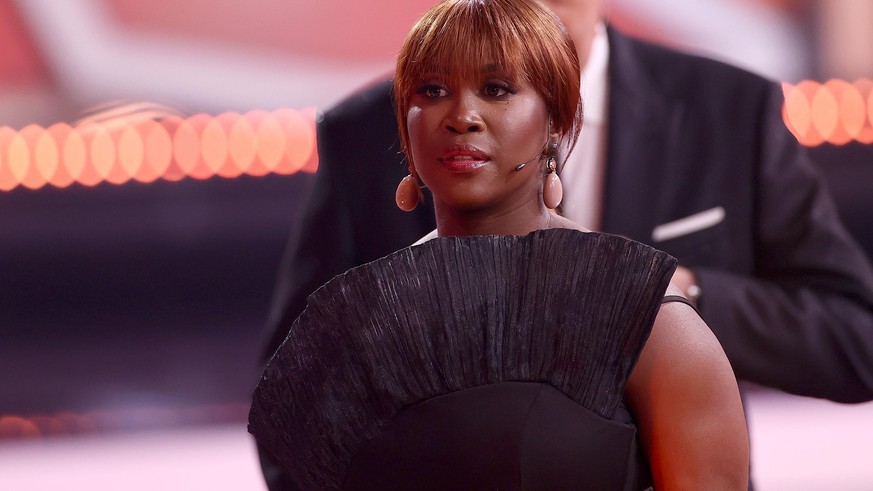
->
xmin=435 ymin=203 xmax=553 ymax=237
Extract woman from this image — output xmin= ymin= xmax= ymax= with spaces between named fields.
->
xmin=250 ymin=0 xmax=749 ymax=489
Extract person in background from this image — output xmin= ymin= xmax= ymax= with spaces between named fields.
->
xmin=250 ymin=1 xmax=748 ymax=488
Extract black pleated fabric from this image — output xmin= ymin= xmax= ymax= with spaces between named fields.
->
xmin=249 ymin=229 xmax=677 ymax=490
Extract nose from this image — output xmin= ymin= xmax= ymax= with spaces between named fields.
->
xmin=444 ymin=91 xmax=484 ymax=134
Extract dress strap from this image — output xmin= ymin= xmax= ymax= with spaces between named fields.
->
xmin=661 ymin=294 xmax=701 ymax=317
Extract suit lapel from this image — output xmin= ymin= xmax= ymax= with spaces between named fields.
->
xmin=600 ymin=28 xmax=677 ymax=246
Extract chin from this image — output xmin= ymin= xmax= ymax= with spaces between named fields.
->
xmin=437 ymin=193 xmax=495 ymax=213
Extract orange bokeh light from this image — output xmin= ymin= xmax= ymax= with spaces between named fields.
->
xmin=160 ymin=115 xmax=187 ymax=182
xmin=8 ymin=130 xmax=30 ymax=188
xmin=866 ymin=80 xmax=873 ymax=144
xmin=228 ymin=115 xmax=257 ymax=175
xmin=34 ymin=128 xmax=59 ymax=186
xmin=798 ymin=80 xmax=825 ymax=147
xmin=783 ymin=78 xmax=873 ymax=147
xmin=14 ymin=124 xmax=51 ymax=189
xmin=256 ymin=112 xmax=286 ymax=174
xmin=63 ymin=127 xmax=87 ymax=183
xmin=92 ymin=125 xmax=119 ymax=184
xmin=117 ymin=125 xmax=144 ymax=183
xmin=139 ymin=119 xmax=172 ymax=183
xmin=173 ymin=117 xmax=202 ymax=180
xmin=274 ymin=107 xmax=316 ymax=175
xmin=783 ymin=82 xmax=809 ymax=143
xmin=811 ymin=84 xmax=839 ymax=143
xmin=183 ymin=114 xmax=215 ymax=180
xmin=243 ymin=110 xmax=271 ymax=177
xmin=833 ymin=80 xmax=866 ymax=142
xmin=812 ymin=79 xmax=866 ymax=145
xmin=213 ymin=113 xmax=242 ymax=179
xmin=0 ymin=127 xmax=18 ymax=191
xmin=201 ymin=116 xmax=229 ymax=176
xmin=75 ymin=123 xmax=109 ymax=187
xmin=300 ymin=107 xmax=319 ymax=173
xmin=47 ymin=123 xmax=76 ymax=188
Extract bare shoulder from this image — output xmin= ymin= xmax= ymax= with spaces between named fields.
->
xmin=650 ymin=301 xmax=725 ymax=361
xmin=626 ymin=301 xmax=749 ymax=489
xmin=631 ymin=302 xmax=739 ymax=406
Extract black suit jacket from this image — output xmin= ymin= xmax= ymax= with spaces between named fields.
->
xmin=264 ymin=28 xmax=873 ymax=403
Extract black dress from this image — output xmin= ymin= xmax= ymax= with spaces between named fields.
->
xmin=249 ymin=229 xmax=677 ymax=490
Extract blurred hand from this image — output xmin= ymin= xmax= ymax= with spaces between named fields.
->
xmin=671 ymin=265 xmax=697 ymax=299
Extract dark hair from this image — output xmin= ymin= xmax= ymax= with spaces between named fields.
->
xmin=394 ymin=0 xmax=583 ymax=168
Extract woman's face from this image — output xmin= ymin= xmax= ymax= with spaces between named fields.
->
xmin=406 ymin=69 xmax=551 ymax=215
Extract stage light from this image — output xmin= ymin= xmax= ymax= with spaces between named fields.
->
xmin=48 ymin=123 xmax=77 ymax=188
xmin=174 ymin=116 xmax=204 ymax=180
xmin=275 ymin=107 xmax=316 ymax=175
xmin=783 ymin=79 xmax=873 ymax=147
xmin=228 ymin=114 xmax=257 ymax=176
xmin=118 ymin=125 xmax=144 ymax=181
xmin=140 ymin=119 xmax=173 ymax=183
xmin=35 ymin=127 xmax=59 ymax=186
xmin=213 ymin=112 xmax=243 ymax=179
xmin=810 ymin=83 xmax=839 ymax=143
xmin=256 ymin=112 xmax=286 ymax=174
xmin=201 ymin=117 xmax=229 ymax=176
xmin=0 ymin=107 xmax=318 ymax=192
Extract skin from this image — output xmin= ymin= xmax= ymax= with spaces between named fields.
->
xmin=628 ymin=285 xmax=750 ymax=489
xmin=406 ymin=70 xmax=572 ymax=237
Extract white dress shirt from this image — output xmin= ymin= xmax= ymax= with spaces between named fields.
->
xmin=559 ymin=22 xmax=610 ymax=231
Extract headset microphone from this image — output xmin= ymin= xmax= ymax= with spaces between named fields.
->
xmin=513 ymin=145 xmax=547 ymax=172
xmin=514 ymin=116 xmax=553 ymax=172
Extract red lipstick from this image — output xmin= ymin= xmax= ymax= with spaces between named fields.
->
xmin=438 ymin=145 xmax=490 ymax=172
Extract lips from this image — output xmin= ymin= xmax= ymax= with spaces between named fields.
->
xmin=438 ymin=145 xmax=490 ymax=172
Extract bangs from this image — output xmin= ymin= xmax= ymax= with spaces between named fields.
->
xmin=403 ymin=2 xmax=530 ymax=85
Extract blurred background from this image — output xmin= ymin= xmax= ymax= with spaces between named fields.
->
xmin=0 ymin=0 xmax=871 ymax=489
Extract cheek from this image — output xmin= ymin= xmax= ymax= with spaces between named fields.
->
xmin=407 ymin=105 xmax=445 ymax=169
xmin=406 ymin=106 xmax=430 ymax=155
xmin=496 ymin=99 xmax=549 ymax=145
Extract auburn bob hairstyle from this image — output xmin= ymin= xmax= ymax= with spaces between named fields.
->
xmin=393 ymin=0 xmax=583 ymax=167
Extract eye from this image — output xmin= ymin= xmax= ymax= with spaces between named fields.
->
xmin=415 ymin=84 xmax=448 ymax=99
xmin=482 ymin=81 xmax=516 ymax=98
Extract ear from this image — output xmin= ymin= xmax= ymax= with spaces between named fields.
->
xmin=546 ymin=113 xmax=558 ymax=140
xmin=549 ymin=129 xmax=560 ymax=150
xmin=548 ymin=137 xmax=560 ymax=157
